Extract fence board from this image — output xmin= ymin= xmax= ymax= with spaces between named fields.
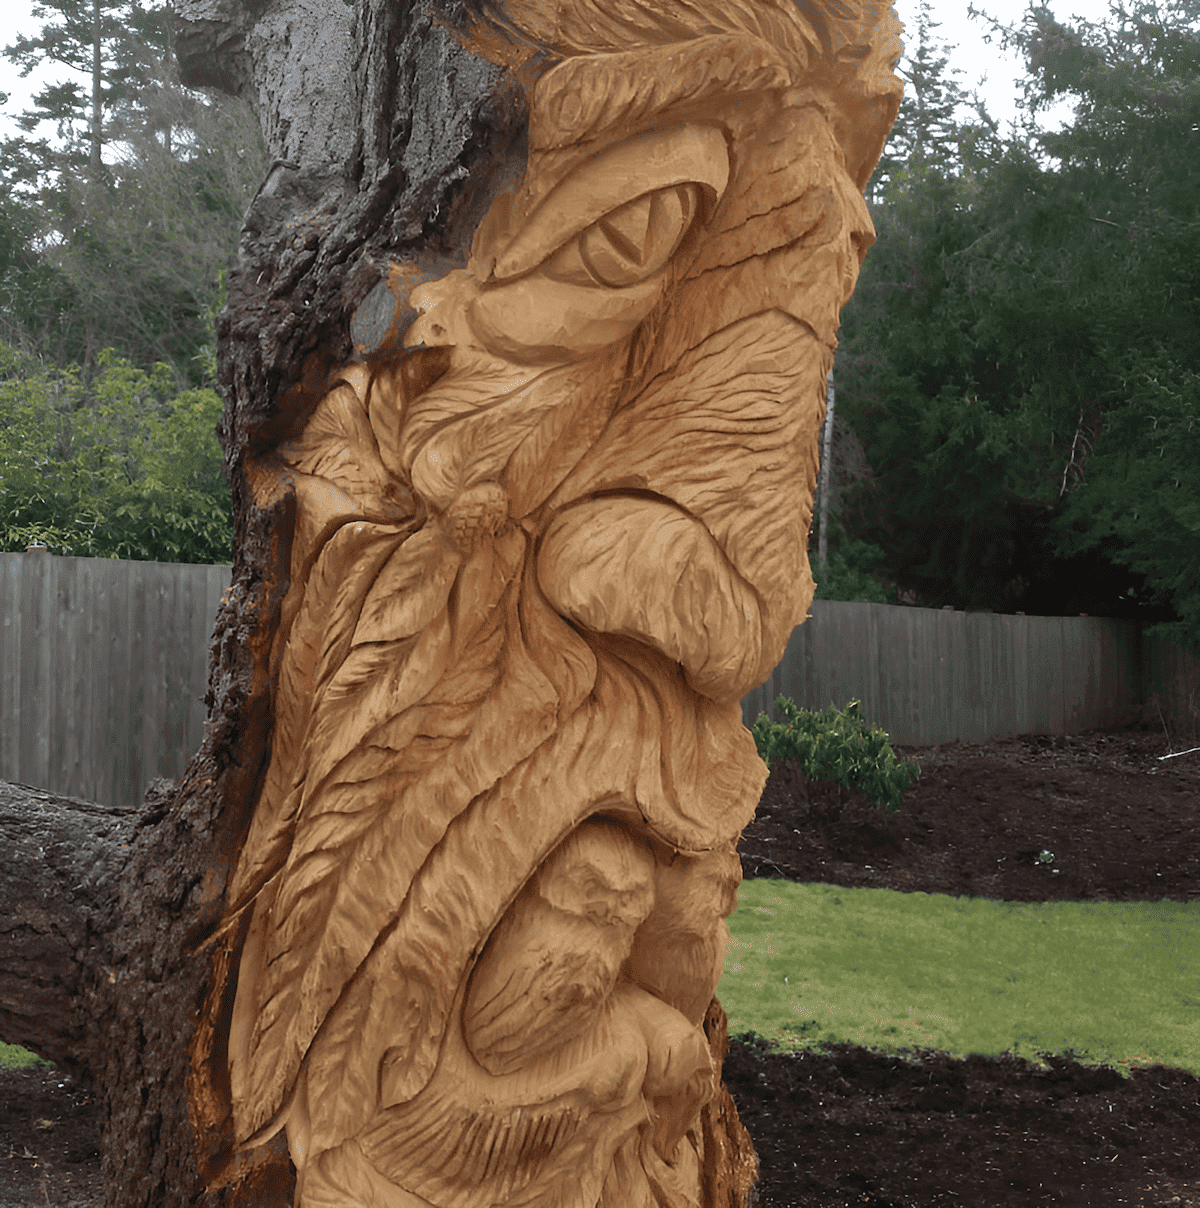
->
xmin=741 ymin=601 xmax=1146 ymax=747
xmin=0 ymin=553 xmax=233 ymax=807
xmin=1 ymin=553 xmax=1191 ymax=805
xmin=1142 ymin=632 xmax=1200 ymax=746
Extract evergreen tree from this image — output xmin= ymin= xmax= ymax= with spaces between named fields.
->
xmin=839 ymin=1 xmax=1200 ymax=649
xmin=871 ymin=0 xmax=1001 ymax=195
xmin=1 ymin=1 xmax=264 ymax=377
xmin=3 ymin=0 xmax=188 ymax=174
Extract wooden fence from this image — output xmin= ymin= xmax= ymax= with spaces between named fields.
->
xmin=742 ymin=600 xmax=1199 ymax=748
xmin=2 ymin=554 xmax=1196 ymax=807
xmin=0 ymin=553 xmax=231 ymax=809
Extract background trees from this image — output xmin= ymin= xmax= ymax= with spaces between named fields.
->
xmin=0 ymin=0 xmax=263 ymax=562
xmin=0 ymin=0 xmax=1194 ymax=645
xmin=0 ymin=343 xmax=231 ymax=561
xmin=833 ymin=0 xmax=1199 ymax=650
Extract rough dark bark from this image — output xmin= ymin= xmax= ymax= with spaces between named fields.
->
xmin=0 ymin=783 xmax=131 ymax=1078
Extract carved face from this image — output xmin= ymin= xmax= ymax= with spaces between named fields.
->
xmin=215 ymin=10 xmax=904 ymax=1202
xmin=389 ymin=63 xmax=887 ymax=692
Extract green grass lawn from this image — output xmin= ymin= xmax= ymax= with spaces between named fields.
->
xmin=0 ymin=1041 xmax=51 ymax=1070
xmin=719 ymin=878 xmax=1200 ymax=1076
xmin=6 ymin=880 xmax=1196 ymax=1078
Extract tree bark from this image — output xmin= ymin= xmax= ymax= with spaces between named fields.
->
xmin=91 ymin=0 xmax=103 ymax=175
xmin=0 ymin=782 xmax=132 ymax=1078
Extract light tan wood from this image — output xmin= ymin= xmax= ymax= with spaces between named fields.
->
xmin=217 ymin=2 xmax=902 ymax=1203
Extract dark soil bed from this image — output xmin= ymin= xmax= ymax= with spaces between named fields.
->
xmin=729 ymin=725 xmax=1200 ymax=1207
xmin=2 ymin=728 xmax=1197 ymax=1206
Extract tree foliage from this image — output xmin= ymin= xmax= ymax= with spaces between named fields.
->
xmin=0 ymin=341 xmax=231 ymax=563
xmin=0 ymin=1 xmax=257 ymax=566
xmin=838 ymin=0 xmax=1199 ymax=648
xmin=2 ymin=0 xmax=264 ymax=378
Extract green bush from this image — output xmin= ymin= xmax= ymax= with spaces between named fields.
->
xmin=751 ymin=696 xmax=920 ymax=812
xmin=0 ymin=344 xmax=232 ymax=563
xmin=811 ymin=517 xmax=900 ymax=605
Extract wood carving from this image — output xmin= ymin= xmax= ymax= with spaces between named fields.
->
xmin=209 ymin=3 xmax=902 ymax=1204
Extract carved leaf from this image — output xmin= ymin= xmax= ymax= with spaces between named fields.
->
xmin=227 ymin=521 xmax=409 ymax=912
xmin=512 ymin=548 xmax=596 ymax=722
xmin=500 ymin=350 xmax=624 ymax=520
xmin=278 ymin=373 xmax=414 ymax=520
xmin=410 ymin=381 xmax=569 ymax=512
xmin=352 ymin=525 xmax=462 ymax=648
xmin=243 ymin=536 xmax=573 ymax=1137
xmin=304 ymin=966 xmax=434 ymax=1155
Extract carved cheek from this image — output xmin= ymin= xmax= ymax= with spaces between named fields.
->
xmin=466 ymin=273 xmax=666 ymax=364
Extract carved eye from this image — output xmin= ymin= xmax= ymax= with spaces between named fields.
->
xmin=541 ymin=184 xmax=700 ymax=289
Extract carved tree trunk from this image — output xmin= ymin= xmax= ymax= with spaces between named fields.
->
xmin=0 ymin=1 xmax=898 ymax=1204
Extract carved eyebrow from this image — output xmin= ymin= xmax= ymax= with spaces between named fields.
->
xmin=492 ymin=123 xmax=730 ymax=282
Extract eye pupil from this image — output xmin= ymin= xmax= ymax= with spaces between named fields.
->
xmin=578 ymin=185 xmax=699 ymax=288
xmin=598 ymin=194 xmax=655 ymax=264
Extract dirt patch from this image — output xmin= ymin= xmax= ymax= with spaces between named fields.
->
xmin=724 ymin=1040 xmax=1200 ymax=1207
xmin=740 ymin=727 xmax=1200 ymax=903
xmin=0 ymin=1065 xmax=99 ymax=1207
xmin=2 ymin=727 xmax=1197 ymax=1205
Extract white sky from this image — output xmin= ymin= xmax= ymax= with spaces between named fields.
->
xmin=0 ymin=0 xmax=1118 ymax=148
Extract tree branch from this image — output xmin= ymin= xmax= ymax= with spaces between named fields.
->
xmin=0 ymin=781 xmax=133 ymax=1079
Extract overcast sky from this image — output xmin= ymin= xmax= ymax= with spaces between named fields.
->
xmin=0 ymin=0 xmax=1118 ymax=148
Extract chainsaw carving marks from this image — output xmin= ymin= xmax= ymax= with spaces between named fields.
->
xmin=214 ymin=3 xmax=902 ymax=1205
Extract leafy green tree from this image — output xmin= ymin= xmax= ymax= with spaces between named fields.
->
xmin=838 ymin=1 xmax=1199 ymax=649
xmin=0 ymin=341 xmax=231 ymax=563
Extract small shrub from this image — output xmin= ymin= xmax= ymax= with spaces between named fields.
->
xmin=751 ymin=696 xmax=920 ymax=812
